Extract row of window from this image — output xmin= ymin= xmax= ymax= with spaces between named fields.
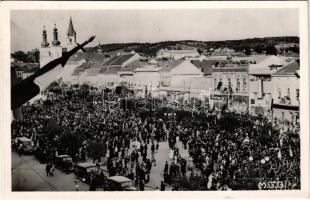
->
xmin=277 ymin=88 xmax=299 ymax=101
xmin=214 ymin=78 xmax=247 ymax=92
xmin=251 ymin=88 xmax=300 ymax=105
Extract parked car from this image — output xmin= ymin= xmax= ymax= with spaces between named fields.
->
xmin=15 ymin=137 xmax=35 ymax=154
xmin=106 ymin=176 xmax=137 ymax=191
xmin=54 ymin=155 xmax=75 ymax=173
xmin=74 ymin=162 xmax=99 ymax=183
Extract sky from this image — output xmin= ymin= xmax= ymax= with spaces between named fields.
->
xmin=11 ymin=9 xmax=299 ymax=52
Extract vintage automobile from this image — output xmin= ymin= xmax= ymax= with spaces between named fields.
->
xmin=74 ymin=162 xmax=99 ymax=183
xmin=15 ymin=137 xmax=35 ymax=154
xmin=106 ymin=176 xmax=137 ymax=191
xmin=54 ymin=155 xmax=75 ymax=173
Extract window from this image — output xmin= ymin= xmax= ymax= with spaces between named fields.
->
xmin=287 ymin=88 xmax=290 ymax=99
xmin=228 ymin=78 xmax=231 ymax=86
xmin=214 ymin=78 xmax=217 ymax=89
xmin=243 ymin=79 xmax=247 ymax=92
xmin=296 ymin=89 xmax=300 ymax=101
xmin=278 ymin=88 xmax=281 ymax=99
xmin=236 ymin=79 xmax=240 ymax=92
xmin=251 ymin=99 xmax=255 ymax=104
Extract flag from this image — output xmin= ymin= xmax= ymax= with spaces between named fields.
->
xmin=289 ymin=146 xmax=293 ymax=157
xmin=11 ymin=36 xmax=95 ymax=110
xmin=277 ymin=149 xmax=282 ymax=159
xmin=207 ymin=174 xmax=213 ymax=189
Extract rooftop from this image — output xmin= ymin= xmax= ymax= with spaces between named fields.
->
xmin=248 ymin=55 xmax=288 ymax=75
xmin=159 ymin=59 xmax=185 ymax=72
xmin=272 ymin=60 xmax=300 ymax=76
xmin=191 ymin=60 xmax=219 ymax=75
xmin=68 ymin=52 xmax=107 ymax=63
xmin=103 ymin=54 xmax=136 ymax=66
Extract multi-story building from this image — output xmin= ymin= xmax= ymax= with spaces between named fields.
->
xmin=156 ymin=49 xmax=199 ymax=60
xmin=133 ymin=63 xmax=161 ymax=97
xmin=271 ymin=60 xmax=300 ymax=128
xmin=248 ymin=55 xmax=287 ymax=116
xmin=210 ymin=63 xmax=249 ymax=112
xmin=158 ymin=59 xmax=204 ymax=98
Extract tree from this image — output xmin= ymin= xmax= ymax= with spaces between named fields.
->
xmin=197 ymin=48 xmax=204 ymax=54
xmin=58 ymin=133 xmax=83 ymax=160
xmin=244 ymin=47 xmax=251 ymax=56
xmin=12 ymin=51 xmax=28 ymax=62
xmin=265 ymin=45 xmax=277 ymax=55
xmin=12 ymin=49 xmax=40 ymax=63
xmin=254 ymin=45 xmax=264 ymax=54
xmin=87 ymin=141 xmax=105 ymax=162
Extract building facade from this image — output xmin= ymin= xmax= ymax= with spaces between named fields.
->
xmin=271 ymin=60 xmax=300 ymax=129
xmin=156 ymin=49 xmax=200 ymax=60
xmin=210 ymin=63 xmax=249 ymax=112
xmin=40 ymin=18 xmax=77 ymax=68
xmin=248 ymin=56 xmax=287 ymax=117
xmin=159 ymin=59 xmax=204 ymax=99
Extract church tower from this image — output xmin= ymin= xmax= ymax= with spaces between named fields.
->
xmin=39 ymin=24 xmax=63 ymax=68
xmin=66 ymin=17 xmax=77 ymax=51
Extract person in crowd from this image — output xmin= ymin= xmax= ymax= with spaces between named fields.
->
xmin=160 ymin=180 xmax=165 ymax=191
xmin=11 ymin=83 xmax=301 ymax=191
xmin=46 ymin=163 xmax=50 ymax=177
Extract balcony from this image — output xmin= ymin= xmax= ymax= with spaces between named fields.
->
xmin=273 ymin=96 xmax=299 ymax=111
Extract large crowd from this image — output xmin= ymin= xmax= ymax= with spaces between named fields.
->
xmin=11 ymin=83 xmax=300 ymax=191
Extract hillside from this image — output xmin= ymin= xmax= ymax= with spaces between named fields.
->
xmin=86 ymin=36 xmax=299 ymax=56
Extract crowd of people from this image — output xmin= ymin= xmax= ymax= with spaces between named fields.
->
xmin=11 ymin=83 xmax=300 ymax=191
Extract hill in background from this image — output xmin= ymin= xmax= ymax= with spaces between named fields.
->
xmin=86 ymin=36 xmax=299 ymax=56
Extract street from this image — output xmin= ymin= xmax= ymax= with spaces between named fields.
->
xmin=12 ymin=140 xmax=190 ymax=191
xmin=12 ymin=152 xmax=89 ymax=191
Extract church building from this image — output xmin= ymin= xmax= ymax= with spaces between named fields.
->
xmin=39 ymin=17 xmax=77 ymax=68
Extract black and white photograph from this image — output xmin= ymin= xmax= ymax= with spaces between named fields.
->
xmin=1 ymin=1 xmax=309 ymax=199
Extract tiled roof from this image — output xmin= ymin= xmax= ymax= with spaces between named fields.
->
xmin=273 ymin=60 xmax=299 ymax=76
xmin=103 ymin=54 xmax=136 ymax=66
xmin=71 ymin=68 xmax=85 ymax=76
xmin=191 ymin=60 xmax=216 ymax=75
xmin=102 ymin=55 xmax=122 ymax=66
xmin=159 ymin=59 xmax=185 ymax=72
xmin=248 ymin=55 xmax=287 ymax=75
xmin=120 ymin=60 xmax=148 ymax=72
xmin=77 ymin=62 xmax=94 ymax=69
xmin=85 ymin=68 xmax=101 ymax=76
xmin=12 ymin=63 xmax=39 ymax=73
xmin=100 ymin=66 xmax=122 ymax=74
xmin=112 ymin=54 xmax=134 ymax=65
xmin=24 ymin=66 xmax=39 ymax=73
xmin=12 ymin=62 xmax=26 ymax=69
xmin=68 ymin=52 xmax=107 ymax=63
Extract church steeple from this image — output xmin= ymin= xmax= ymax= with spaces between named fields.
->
xmin=67 ymin=17 xmax=76 ymax=43
xmin=41 ymin=26 xmax=49 ymax=47
xmin=52 ymin=24 xmax=61 ymax=46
